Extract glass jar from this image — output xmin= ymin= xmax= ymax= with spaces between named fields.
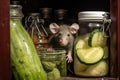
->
xmin=10 ymin=4 xmax=23 ymax=80
xmin=74 ymin=11 xmax=111 ymax=77
xmin=11 ymin=1 xmax=20 ymax=5
xmin=37 ymin=49 xmax=67 ymax=80
xmin=10 ymin=4 xmax=24 ymax=19
xmin=10 ymin=4 xmax=47 ymax=80
xmin=39 ymin=7 xmax=53 ymax=37
xmin=54 ymin=9 xmax=68 ymax=24
xmin=25 ymin=13 xmax=48 ymax=49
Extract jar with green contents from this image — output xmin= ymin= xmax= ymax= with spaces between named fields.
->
xmin=10 ymin=4 xmax=47 ymax=80
xmin=74 ymin=11 xmax=111 ymax=77
xmin=37 ymin=49 xmax=67 ymax=80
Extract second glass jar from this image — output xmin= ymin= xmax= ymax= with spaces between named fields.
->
xmin=74 ymin=11 xmax=111 ymax=77
xmin=25 ymin=13 xmax=49 ymax=49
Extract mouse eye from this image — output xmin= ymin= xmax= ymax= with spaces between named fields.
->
xmin=67 ymin=34 xmax=70 ymax=37
xmin=58 ymin=33 xmax=62 ymax=36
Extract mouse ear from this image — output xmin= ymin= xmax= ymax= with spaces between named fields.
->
xmin=69 ymin=23 xmax=79 ymax=34
xmin=49 ymin=23 xmax=60 ymax=34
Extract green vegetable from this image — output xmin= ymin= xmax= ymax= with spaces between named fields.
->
xmin=42 ymin=61 xmax=56 ymax=72
xmin=103 ymin=46 xmax=109 ymax=59
xmin=74 ymin=30 xmax=108 ymax=77
xmin=47 ymin=68 xmax=60 ymax=80
xmin=74 ymin=53 xmax=88 ymax=73
xmin=85 ymin=60 xmax=108 ymax=76
xmin=88 ymin=29 xmax=107 ymax=47
xmin=10 ymin=19 xmax=47 ymax=80
xmin=75 ymin=33 xmax=90 ymax=49
xmin=58 ymin=59 xmax=67 ymax=76
xmin=73 ymin=60 xmax=108 ymax=76
xmin=75 ymin=39 xmax=89 ymax=49
xmin=76 ymin=47 xmax=104 ymax=64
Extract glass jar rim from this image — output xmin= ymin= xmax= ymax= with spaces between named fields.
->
xmin=78 ymin=11 xmax=110 ymax=22
xmin=10 ymin=4 xmax=22 ymax=9
xmin=10 ymin=4 xmax=24 ymax=18
xmin=37 ymin=48 xmax=66 ymax=55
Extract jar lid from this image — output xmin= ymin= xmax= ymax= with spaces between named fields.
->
xmin=54 ymin=9 xmax=68 ymax=19
xmin=10 ymin=4 xmax=24 ymax=18
xmin=40 ymin=7 xmax=52 ymax=13
xmin=29 ymin=13 xmax=40 ymax=16
xmin=11 ymin=1 xmax=20 ymax=5
xmin=39 ymin=7 xmax=52 ymax=19
xmin=28 ymin=13 xmax=42 ymax=22
xmin=54 ymin=9 xmax=68 ymax=15
xmin=78 ymin=11 xmax=109 ymax=22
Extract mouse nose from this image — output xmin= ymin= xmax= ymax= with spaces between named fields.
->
xmin=59 ymin=39 xmax=62 ymax=43
xmin=59 ymin=38 xmax=68 ymax=46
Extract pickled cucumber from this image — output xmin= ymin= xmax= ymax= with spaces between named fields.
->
xmin=42 ymin=61 xmax=56 ymax=72
xmin=75 ymin=33 xmax=90 ymax=49
xmin=76 ymin=47 xmax=104 ymax=64
xmin=85 ymin=60 xmax=108 ymax=76
xmin=88 ymin=29 xmax=107 ymax=47
xmin=47 ymin=68 xmax=60 ymax=80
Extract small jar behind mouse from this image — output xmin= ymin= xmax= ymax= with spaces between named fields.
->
xmin=54 ymin=9 xmax=68 ymax=24
xmin=25 ymin=13 xmax=49 ymax=49
xmin=74 ymin=11 xmax=111 ymax=77
xmin=39 ymin=7 xmax=53 ymax=38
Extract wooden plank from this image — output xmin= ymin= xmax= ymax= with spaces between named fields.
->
xmin=0 ymin=0 xmax=11 ymax=80
xmin=61 ymin=77 xmax=119 ymax=80
xmin=110 ymin=0 xmax=118 ymax=77
xmin=118 ymin=0 xmax=120 ymax=76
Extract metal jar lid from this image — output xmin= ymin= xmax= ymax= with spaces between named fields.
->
xmin=29 ymin=13 xmax=40 ymax=16
xmin=39 ymin=7 xmax=52 ymax=19
xmin=78 ymin=11 xmax=110 ymax=22
xmin=54 ymin=9 xmax=68 ymax=20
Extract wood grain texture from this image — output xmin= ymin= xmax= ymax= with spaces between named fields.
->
xmin=0 ymin=0 xmax=11 ymax=80
xmin=110 ymin=0 xmax=118 ymax=77
xmin=117 ymin=0 xmax=120 ymax=76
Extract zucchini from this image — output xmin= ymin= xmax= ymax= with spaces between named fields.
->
xmin=88 ymin=29 xmax=107 ymax=47
xmin=10 ymin=19 xmax=47 ymax=80
xmin=76 ymin=47 xmax=104 ymax=64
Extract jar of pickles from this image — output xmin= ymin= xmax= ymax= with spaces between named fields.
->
xmin=74 ymin=11 xmax=111 ymax=77
xmin=37 ymin=49 xmax=67 ymax=80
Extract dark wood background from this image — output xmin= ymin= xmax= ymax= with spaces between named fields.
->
xmin=117 ymin=0 xmax=120 ymax=76
xmin=0 ymin=0 xmax=10 ymax=80
xmin=11 ymin=0 xmax=110 ymax=19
